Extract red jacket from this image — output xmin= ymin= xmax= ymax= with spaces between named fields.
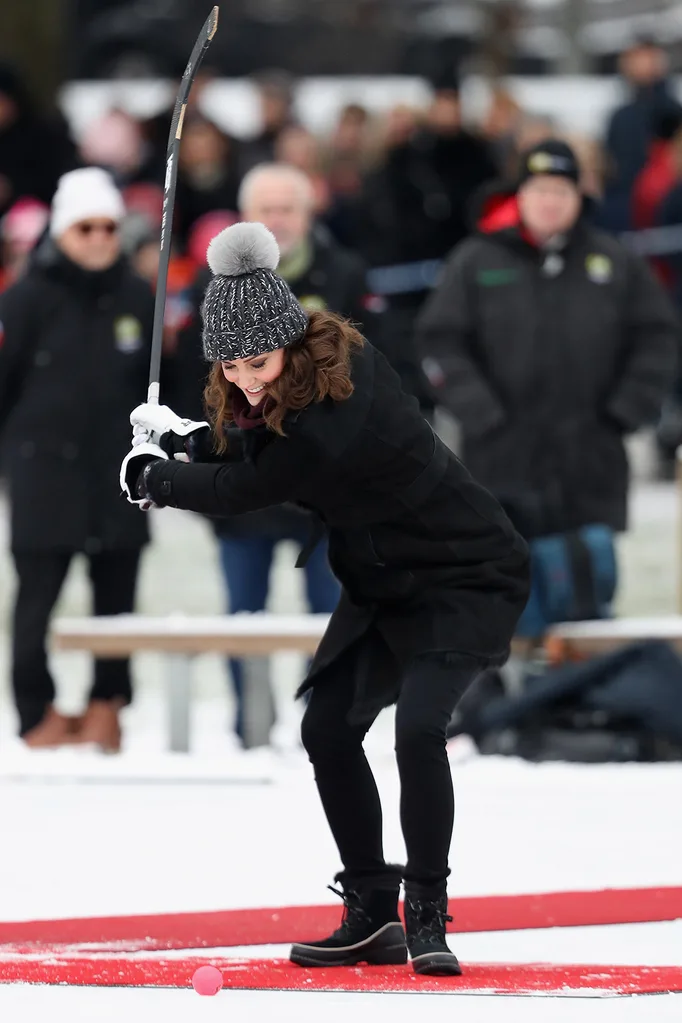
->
xmin=632 ymin=140 xmax=676 ymax=288
xmin=632 ymin=140 xmax=676 ymax=229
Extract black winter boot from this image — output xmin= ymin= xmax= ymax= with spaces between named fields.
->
xmin=290 ymin=866 xmax=407 ymax=967
xmin=404 ymin=881 xmax=461 ymax=976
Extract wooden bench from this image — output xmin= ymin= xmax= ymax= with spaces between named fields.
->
xmin=52 ymin=614 xmax=330 ymax=753
xmin=545 ymin=615 xmax=682 ymax=663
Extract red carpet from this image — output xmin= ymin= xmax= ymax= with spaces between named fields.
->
xmin=0 ymin=886 xmax=680 ymax=953
xmin=0 ymin=955 xmax=681 ymax=996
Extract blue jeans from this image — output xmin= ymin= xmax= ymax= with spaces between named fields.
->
xmin=218 ymin=534 xmax=340 ymax=741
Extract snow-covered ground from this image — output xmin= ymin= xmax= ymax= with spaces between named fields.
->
xmin=4 ymin=985 xmax=680 ymax=1023
xmin=0 ymin=471 xmax=681 ymax=1019
xmin=0 ymin=752 xmax=680 ymax=1019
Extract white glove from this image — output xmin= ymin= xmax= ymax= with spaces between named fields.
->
xmin=130 ymin=404 xmax=210 ymax=461
xmin=120 ymin=441 xmax=168 ymax=508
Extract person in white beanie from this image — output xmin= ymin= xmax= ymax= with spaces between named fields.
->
xmin=0 ymin=167 xmax=155 ymax=752
xmin=49 ymin=166 xmax=126 ymax=269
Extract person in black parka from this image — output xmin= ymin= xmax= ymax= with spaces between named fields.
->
xmin=416 ymin=140 xmax=678 ymax=542
xmin=121 ymin=222 xmax=530 ymax=976
xmin=0 ymin=168 xmax=154 ymax=751
xmin=173 ymin=163 xmax=383 ymax=746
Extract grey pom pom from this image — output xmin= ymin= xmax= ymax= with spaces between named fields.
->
xmin=206 ymin=222 xmax=280 ymax=277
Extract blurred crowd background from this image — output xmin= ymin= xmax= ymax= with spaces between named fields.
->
xmin=4 ymin=3 xmax=682 ymax=431
xmin=2 ymin=0 xmax=682 ymax=758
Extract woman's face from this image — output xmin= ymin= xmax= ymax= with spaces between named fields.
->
xmin=221 ymin=348 xmax=285 ymax=405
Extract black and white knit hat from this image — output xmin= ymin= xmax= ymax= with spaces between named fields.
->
xmin=202 ymin=222 xmax=308 ymax=361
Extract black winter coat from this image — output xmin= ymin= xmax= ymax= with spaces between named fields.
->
xmin=0 ymin=241 xmax=154 ymax=552
xmin=142 ymin=341 xmax=530 ymax=720
xmin=416 ymin=218 xmax=678 ymax=537
xmin=173 ymin=229 xmax=382 ymax=543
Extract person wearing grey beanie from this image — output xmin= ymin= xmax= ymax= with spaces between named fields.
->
xmin=121 ymin=221 xmax=530 ymax=976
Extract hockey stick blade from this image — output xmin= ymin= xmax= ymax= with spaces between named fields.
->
xmin=147 ymin=5 xmax=219 ymax=405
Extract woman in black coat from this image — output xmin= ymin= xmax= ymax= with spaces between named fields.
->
xmin=0 ymin=167 xmax=154 ymax=752
xmin=121 ymin=223 xmax=529 ymax=976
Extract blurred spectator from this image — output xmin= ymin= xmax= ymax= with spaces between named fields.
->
xmin=632 ymin=109 xmax=682 ymax=232
xmin=514 ymin=114 xmax=556 ymax=152
xmin=416 ymin=140 xmax=677 ymax=626
xmin=561 ymin=133 xmax=607 ymax=204
xmin=603 ymin=36 xmax=682 ymax=232
xmin=121 ymin=216 xmax=195 ymax=347
xmin=657 ymin=133 xmax=682 ymax=309
xmin=275 ymin=124 xmax=329 ymax=213
xmin=326 ymin=104 xmax=419 ymax=247
xmin=326 ymin=104 xmax=370 ymax=164
xmin=175 ymin=115 xmax=241 ymax=246
xmin=507 ymin=114 xmax=557 ymax=180
xmin=175 ymin=162 xmax=388 ymax=744
xmin=79 ymin=108 xmax=152 ymax=188
xmin=629 ymin=109 xmax=682 ymax=304
xmin=559 ymin=132 xmax=612 ymax=230
xmin=0 ymin=168 xmax=155 ymax=751
xmin=380 ymin=104 xmax=420 ymax=150
xmin=652 ymin=135 xmax=682 ymax=475
xmin=0 ymin=62 xmax=75 ymax=218
xmin=186 ymin=210 xmax=240 ymax=269
xmin=0 ymin=198 xmax=49 ymax=290
xmin=239 ymin=69 xmax=296 ymax=176
xmin=121 ymin=182 xmax=164 ymax=231
xmin=138 ymin=67 xmax=218 ymax=183
xmin=323 ymin=103 xmax=372 ymax=194
xmin=351 ymin=72 xmax=497 ymax=412
xmin=238 ymin=163 xmax=380 ymax=348
xmin=321 ymin=104 xmax=371 ymax=241
xmin=482 ymin=87 xmax=524 ymax=178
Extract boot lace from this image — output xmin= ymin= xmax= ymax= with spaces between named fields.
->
xmin=406 ymin=896 xmax=453 ymax=947
xmin=328 ymin=884 xmax=371 ymax=940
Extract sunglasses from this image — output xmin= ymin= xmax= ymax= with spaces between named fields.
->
xmin=76 ymin=221 xmax=119 ymax=236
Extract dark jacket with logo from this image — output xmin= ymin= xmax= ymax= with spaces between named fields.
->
xmin=0 ymin=239 xmax=154 ymax=552
xmin=143 ymin=340 xmax=530 ymax=720
xmin=415 ymin=204 xmax=678 ymax=537
xmin=174 ymin=228 xmax=381 ymax=544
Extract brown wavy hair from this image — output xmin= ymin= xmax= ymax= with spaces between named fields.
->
xmin=204 ymin=309 xmax=365 ymax=451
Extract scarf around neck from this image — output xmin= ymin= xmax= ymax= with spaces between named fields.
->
xmin=231 ymin=386 xmax=268 ymax=429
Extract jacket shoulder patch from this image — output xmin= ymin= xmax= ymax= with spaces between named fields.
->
xmin=114 ymin=316 xmax=143 ymax=352
xmin=585 ymin=254 xmax=613 ymax=284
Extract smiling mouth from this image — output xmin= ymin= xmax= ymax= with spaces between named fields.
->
xmin=245 ymin=385 xmax=265 ymax=395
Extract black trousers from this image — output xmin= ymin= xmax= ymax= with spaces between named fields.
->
xmin=301 ymin=641 xmax=480 ymax=887
xmin=11 ymin=550 xmax=142 ymax=735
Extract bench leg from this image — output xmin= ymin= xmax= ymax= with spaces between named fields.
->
xmin=241 ymin=656 xmax=276 ymax=750
xmin=167 ymin=655 xmax=192 ymax=753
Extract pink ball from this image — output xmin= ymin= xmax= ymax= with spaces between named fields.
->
xmin=192 ymin=965 xmax=224 ymax=996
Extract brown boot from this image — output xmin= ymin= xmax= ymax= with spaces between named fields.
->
xmin=74 ymin=699 xmax=124 ymax=754
xmin=23 ymin=707 xmax=81 ymax=749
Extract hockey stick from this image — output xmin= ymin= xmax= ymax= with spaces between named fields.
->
xmin=147 ymin=5 xmax=219 ymax=405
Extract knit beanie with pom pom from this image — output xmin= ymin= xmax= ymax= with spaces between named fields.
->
xmin=201 ymin=221 xmax=308 ymax=361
